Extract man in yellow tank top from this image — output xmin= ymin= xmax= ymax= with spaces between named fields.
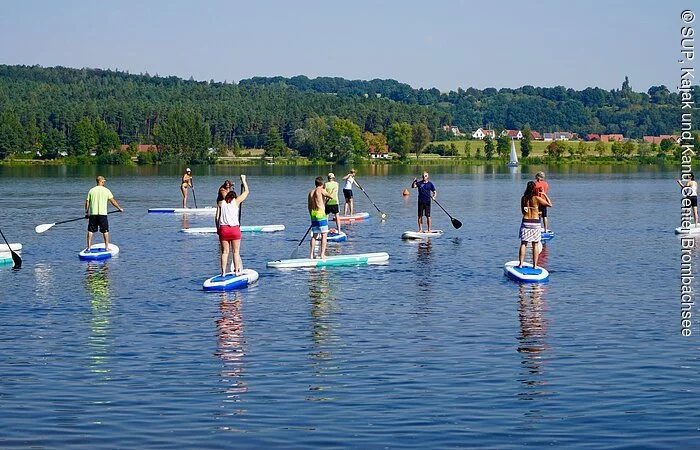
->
xmin=85 ymin=175 xmax=123 ymax=251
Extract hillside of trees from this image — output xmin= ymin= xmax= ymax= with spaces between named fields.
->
xmin=0 ymin=64 xmax=696 ymax=163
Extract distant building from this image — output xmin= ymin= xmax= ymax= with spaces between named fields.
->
xmin=599 ymin=134 xmax=624 ymax=142
xmin=643 ymin=135 xmax=681 ymax=145
xmin=585 ymin=134 xmax=601 ymax=141
xmin=500 ymin=129 xmax=523 ymax=139
xmin=442 ymin=125 xmax=464 ymax=137
xmin=472 ymin=127 xmax=496 ymax=140
xmin=369 ymin=144 xmax=391 ymax=159
xmin=120 ymin=144 xmax=160 ymax=153
xmin=529 ymin=130 xmax=542 ymax=140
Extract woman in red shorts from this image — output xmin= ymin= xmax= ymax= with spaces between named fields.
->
xmin=215 ymin=174 xmax=249 ymax=276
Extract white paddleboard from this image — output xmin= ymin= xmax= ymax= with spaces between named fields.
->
xmin=675 ymin=226 xmax=700 ymax=235
xmin=203 ymin=268 xmax=259 ymax=291
xmin=0 ymin=243 xmax=21 ymax=252
xmin=181 ymin=224 xmax=286 ymax=233
xmin=268 ymin=252 xmax=389 ymax=269
xmin=0 ymin=254 xmax=13 ymax=265
xmin=504 ymin=260 xmax=549 ymax=283
xmin=401 ymin=230 xmax=444 ymax=240
xmin=79 ymin=243 xmax=120 ymax=261
xmin=148 ymin=207 xmax=216 ymax=214
xmin=338 ymin=212 xmax=370 ymax=222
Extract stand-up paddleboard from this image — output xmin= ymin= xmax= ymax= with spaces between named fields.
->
xmin=675 ymin=225 xmax=700 ymax=235
xmin=504 ymin=260 xmax=549 ymax=283
xmin=0 ymin=254 xmax=13 ymax=265
xmin=0 ymin=243 xmax=22 ymax=252
xmin=181 ymin=224 xmax=286 ymax=233
xmin=268 ymin=252 xmax=389 ymax=269
xmin=401 ymin=230 xmax=444 ymax=240
xmin=327 ymin=230 xmax=347 ymax=242
xmin=338 ymin=212 xmax=370 ymax=222
xmin=79 ymin=243 xmax=120 ymax=261
xmin=148 ymin=207 xmax=216 ymax=214
xmin=541 ymin=230 xmax=555 ymax=241
xmin=203 ymin=268 xmax=259 ymax=291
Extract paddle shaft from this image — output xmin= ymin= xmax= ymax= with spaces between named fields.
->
xmin=0 ymin=228 xmax=21 ymax=268
xmin=432 ymin=198 xmax=462 ymax=229
xmin=291 ymin=225 xmax=313 ymax=258
xmin=238 ymin=181 xmax=244 ymax=222
xmin=190 ymin=179 xmax=198 ymax=208
xmin=36 ymin=210 xmax=120 ymax=233
xmin=356 ymin=182 xmax=387 ymax=218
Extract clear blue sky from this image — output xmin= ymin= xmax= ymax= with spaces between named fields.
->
xmin=0 ymin=0 xmax=690 ymax=92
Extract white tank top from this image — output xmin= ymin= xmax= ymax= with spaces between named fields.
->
xmin=218 ymin=201 xmax=240 ymax=226
xmin=344 ymin=176 xmax=355 ymax=190
xmin=691 ymin=181 xmax=698 ymax=197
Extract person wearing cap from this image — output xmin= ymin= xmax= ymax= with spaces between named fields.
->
xmin=534 ymin=172 xmax=550 ymax=231
xmin=324 ymin=172 xmax=341 ymax=233
xmin=85 ymin=175 xmax=123 ymax=252
xmin=411 ymin=171 xmax=437 ymax=232
xmin=342 ymin=168 xmax=359 ymax=215
xmin=181 ymin=168 xmax=193 ymax=208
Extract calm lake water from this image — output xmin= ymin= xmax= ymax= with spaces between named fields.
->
xmin=0 ymin=163 xmax=697 ymax=448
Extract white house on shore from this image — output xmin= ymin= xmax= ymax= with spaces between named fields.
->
xmin=472 ymin=128 xmax=496 ymax=140
xmin=500 ymin=129 xmax=523 ymax=139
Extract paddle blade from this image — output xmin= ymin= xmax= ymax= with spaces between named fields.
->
xmin=380 ymin=212 xmax=388 ymax=220
xmin=452 ymin=218 xmax=463 ymax=229
xmin=35 ymin=223 xmax=56 ymax=233
xmin=11 ymin=251 xmax=21 ymax=268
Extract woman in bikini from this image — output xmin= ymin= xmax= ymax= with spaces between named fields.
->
xmin=181 ymin=168 xmax=192 ymax=208
xmin=519 ymin=181 xmax=553 ymax=269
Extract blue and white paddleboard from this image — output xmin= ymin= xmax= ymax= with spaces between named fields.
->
xmin=79 ymin=243 xmax=120 ymax=261
xmin=0 ymin=243 xmax=21 ymax=253
xmin=268 ymin=252 xmax=389 ymax=269
xmin=181 ymin=224 xmax=286 ymax=233
xmin=338 ymin=212 xmax=370 ymax=222
xmin=675 ymin=225 xmax=700 ymax=235
xmin=202 ymin=268 xmax=259 ymax=291
xmin=541 ymin=229 xmax=555 ymax=241
xmin=327 ymin=230 xmax=347 ymax=242
xmin=148 ymin=207 xmax=216 ymax=214
xmin=504 ymin=260 xmax=549 ymax=283
xmin=401 ymin=230 xmax=444 ymax=240
xmin=0 ymin=254 xmax=14 ymax=266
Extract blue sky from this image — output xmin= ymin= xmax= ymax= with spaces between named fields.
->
xmin=0 ymin=0 xmax=690 ymax=92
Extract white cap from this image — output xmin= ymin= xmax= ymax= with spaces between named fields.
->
xmin=186 ymin=168 xmax=191 ymax=172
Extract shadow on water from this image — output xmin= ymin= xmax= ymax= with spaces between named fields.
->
xmin=307 ymin=269 xmax=338 ymax=402
xmin=214 ymin=291 xmax=248 ymax=425
xmin=85 ymin=261 xmax=112 ymax=377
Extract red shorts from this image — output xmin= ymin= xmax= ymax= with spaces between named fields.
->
xmin=218 ymin=225 xmax=241 ymax=241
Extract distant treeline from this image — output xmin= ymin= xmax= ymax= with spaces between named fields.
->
xmin=0 ymin=65 xmax=697 ymax=163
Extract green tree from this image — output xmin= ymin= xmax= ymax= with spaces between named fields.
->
xmin=660 ymin=138 xmax=676 ymax=154
xmin=69 ymin=117 xmax=97 ymax=156
xmin=263 ymin=127 xmax=286 ymax=158
xmin=329 ymin=118 xmax=365 ymax=161
xmin=483 ymin=136 xmax=495 ymax=160
xmin=362 ymin=131 xmax=388 ymax=158
xmin=155 ymin=108 xmax=211 ymax=162
xmin=463 ymin=140 xmax=471 ymax=158
xmin=576 ymin=140 xmax=588 ymax=158
xmin=520 ymin=127 xmax=532 ymax=158
xmin=95 ymin=119 xmax=121 ymax=155
xmin=595 ymin=140 xmax=606 ymax=157
xmin=411 ymin=123 xmax=431 ymax=157
xmin=387 ymin=122 xmax=412 ymax=159
xmin=41 ymin=128 xmax=67 ymax=159
xmin=0 ymin=111 xmax=26 ymax=158
xmin=496 ymin=134 xmax=510 ymax=158
xmin=546 ymin=141 xmax=562 ymax=159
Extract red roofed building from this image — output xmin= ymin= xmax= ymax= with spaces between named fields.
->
xmin=643 ymin=135 xmax=681 ymax=145
xmin=529 ymin=130 xmax=542 ymax=140
xmin=500 ymin=129 xmax=523 ymax=139
xmin=599 ymin=134 xmax=624 ymax=142
xmin=585 ymin=134 xmax=601 ymax=141
xmin=369 ymin=144 xmax=390 ymax=159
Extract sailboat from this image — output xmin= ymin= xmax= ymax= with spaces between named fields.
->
xmin=506 ymin=138 xmax=518 ymax=167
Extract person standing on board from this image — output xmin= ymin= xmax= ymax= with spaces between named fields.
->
xmin=518 ymin=181 xmax=553 ymax=269
xmin=411 ymin=172 xmax=437 ymax=232
xmin=325 ymin=173 xmax=341 ymax=233
xmin=85 ymin=176 xmax=123 ymax=252
xmin=216 ymin=174 xmax=249 ymax=276
xmin=342 ymin=169 xmax=359 ymax=215
xmin=217 ymin=179 xmax=233 ymax=206
xmin=534 ymin=172 xmax=550 ymax=231
xmin=308 ymin=176 xmax=333 ymax=259
xmin=678 ymin=172 xmax=699 ymax=227
xmin=181 ymin=168 xmax=193 ymax=208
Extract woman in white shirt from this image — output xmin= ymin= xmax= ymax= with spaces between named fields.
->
xmin=216 ymin=174 xmax=249 ymax=276
xmin=342 ymin=169 xmax=358 ymax=215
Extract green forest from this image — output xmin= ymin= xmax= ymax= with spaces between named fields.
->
xmin=0 ymin=64 xmax=697 ymax=164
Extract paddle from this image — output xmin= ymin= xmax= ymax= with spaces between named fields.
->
xmin=290 ymin=225 xmax=312 ymax=258
xmin=0 ymin=228 xmax=22 ymax=268
xmin=355 ymin=182 xmax=387 ymax=220
xmin=432 ymin=198 xmax=462 ymax=229
xmin=35 ymin=210 xmax=120 ymax=234
xmin=190 ymin=178 xmax=198 ymax=208
xmin=238 ymin=181 xmax=244 ymax=223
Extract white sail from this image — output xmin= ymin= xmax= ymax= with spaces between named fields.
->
xmin=507 ymin=138 xmax=518 ymax=166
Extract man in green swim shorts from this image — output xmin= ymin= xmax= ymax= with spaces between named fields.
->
xmin=308 ymin=177 xmax=332 ymax=259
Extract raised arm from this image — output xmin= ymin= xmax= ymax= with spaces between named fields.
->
xmin=236 ymin=175 xmax=249 ymax=204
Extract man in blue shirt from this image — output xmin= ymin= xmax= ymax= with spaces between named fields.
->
xmin=411 ymin=172 xmax=437 ymax=232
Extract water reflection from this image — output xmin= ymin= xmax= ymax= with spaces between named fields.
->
xmin=517 ymin=283 xmax=551 ymax=413
xmin=182 ymin=212 xmax=190 ymax=230
xmin=416 ymin=240 xmax=433 ymax=291
xmin=34 ymin=263 xmax=55 ymax=300
xmin=215 ymin=291 xmax=248 ymax=410
xmin=308 ymin=269 xmax=338 ymax=402
xmin=85 ymin=262 xmax=112 ymax=376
